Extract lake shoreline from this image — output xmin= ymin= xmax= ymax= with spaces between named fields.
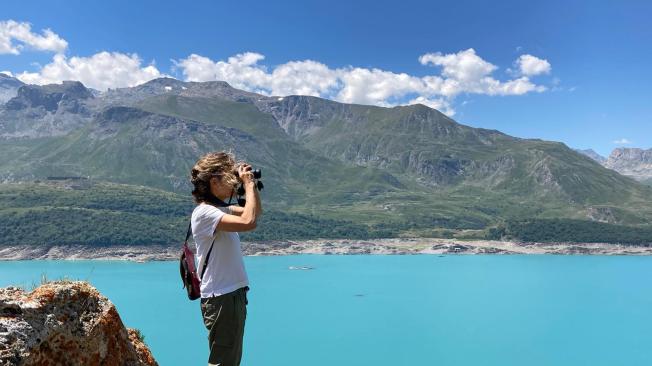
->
xmin=1 ymin=238 xmax=651 ymax=261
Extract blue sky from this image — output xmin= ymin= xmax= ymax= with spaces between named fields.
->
xmin=2 ymin=0 xmax=651 ymax=156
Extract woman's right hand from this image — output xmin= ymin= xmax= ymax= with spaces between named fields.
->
xmin=238 ymin=163 xmax=255 ymax=186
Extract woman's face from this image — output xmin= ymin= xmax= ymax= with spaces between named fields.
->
xmin=210 ymin=175 xmax=235 ymax=201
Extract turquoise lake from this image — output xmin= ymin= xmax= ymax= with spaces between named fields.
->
xmin=1 ymin=255 xmax=651 ymax=365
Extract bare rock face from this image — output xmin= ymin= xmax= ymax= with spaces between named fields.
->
xmin=604 ymin=148 xmax=652 ymax=181
xmin=5 ymin=81 xmax=93 ymax=112
xmin=0 ymin=73 xmax=24 ymax=104
xmin=0 ymin=281 xmax=157 ymax=366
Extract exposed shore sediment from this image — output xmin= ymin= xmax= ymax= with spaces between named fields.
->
xmin=1 ymin=238 xmax=651 ymax=261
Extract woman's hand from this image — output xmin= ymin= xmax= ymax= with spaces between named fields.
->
xmin=237 ymin=163 xmax=255 ymax=186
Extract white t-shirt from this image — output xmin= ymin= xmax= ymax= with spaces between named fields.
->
xmin=191 ymin=203 xmax=249 ymax=298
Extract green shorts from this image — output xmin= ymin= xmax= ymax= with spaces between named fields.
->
xmin=200 ymin=286 xmax=249 ymax=366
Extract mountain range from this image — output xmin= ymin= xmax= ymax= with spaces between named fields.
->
xmin=577 ymin=148 xmax=652 ymax=185
xmin=1 ymin=73 xmax=651 ymax=244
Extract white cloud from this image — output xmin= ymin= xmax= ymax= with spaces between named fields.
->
xmin=1 ymin=70 xmax=13 ymax=77
xmin=0 ymin=20 xmax=67 ymax=55
xmin=419 ymin=49 xmax=546 ymax=96
xmin=7 ymin=19 xmax=552 ymax=117
xmin=176 ymin=53 xmax=340 ymax=97
xmin=486 ymin=77 xmax=546 ymax=95
xmin=16 ymin=52 xmax=163 ymax=90
xmin=175 ymin=52 xmax=270 ymax=93
xmin=176 ymin=48 xmax=550 ymax=116
xmin=613 ymin=138 xmax=632 ymax=144
xmin=335 ymin=67 xmax=424 ymax=105
xmin=419 ymin=49 xmax=497 ymax=83
xmin=516 ymin=54 xmax=551 ymax=76
xmin=269 ymin=60 xmax=340 ymax=97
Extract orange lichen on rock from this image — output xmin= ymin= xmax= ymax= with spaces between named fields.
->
xmin=127 ymin=329 xmax=158 ymax=366
xmin=0 ymin=281 xmax=158 ymax=366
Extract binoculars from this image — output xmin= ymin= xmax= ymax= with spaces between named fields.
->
xmin=236 ymin=168 xmax=262 ymax=180
xmin=234 ymin=168 xmax=263 ymax=206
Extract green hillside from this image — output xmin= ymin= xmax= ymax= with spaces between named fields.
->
xmin=1 ymin=78 xmax=651 ymax=245
xmin=269 ymin=96 xmax=650 ymax=205
xmin=0 ymin=182 xmax=399 ymax=246
xmin=0 ymin=101 xmax=405 ymax=207
xmin=2 ymin=181 xmax=650 ymax=245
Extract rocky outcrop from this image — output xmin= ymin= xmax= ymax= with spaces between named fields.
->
xmin=0 ymin=73 xmax=24 ymax=104
xmin=0 ymin=81 xmax=95 ymax=138
xmin=0 ymin=281 xmax=157 ymax=366
xmin=604 ymin=148 xmax=652 ymax=181
xmin=102 ymin=77 xmax=266 ymax=106
xmin=256 ymin=95 xmax=340 ymax=140
xmin=586 ymin=206 xmax=619 ymax=224
xmin=5 ymin=81 xmax=93 ymax=112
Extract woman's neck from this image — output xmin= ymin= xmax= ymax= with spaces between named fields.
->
xmin=204 ymin=192 xmax=231 ymax=207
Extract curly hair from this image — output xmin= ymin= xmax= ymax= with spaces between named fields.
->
xmin=190 ymin=151 xmax=240 ymax=204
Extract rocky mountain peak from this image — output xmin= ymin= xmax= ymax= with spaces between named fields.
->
xmin=103 ymin=77 xmax=261 ymax=106
xmin=575 ymin=148 xmax=606 ymax=163
xmin=0 ymin=281 xmax=158 ymax=365
xmin=181 ymin=80 xmax=267 ymax=103
xmin=607 ymin=147 xmax=652 ymax=161
xmin=0 ymin=73 xmax=24 ymax=86
xmin=604 ymin=147 xmax=652 ymax=181
xmin=0 ymin=73 xmax=25 ymax=104
xmin=133 ymin=77 xmax=187 ymax=93
xmin=5 ymin=81 xmax=93 ymax=112
xmin=101 ymin=77 xmax=186 ymax=105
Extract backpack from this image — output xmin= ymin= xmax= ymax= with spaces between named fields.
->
xmin=179 ymin=222 xmax=216 ymax=300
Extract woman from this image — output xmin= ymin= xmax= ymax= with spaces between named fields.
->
xmin=190 ymin=151 xmax=262 ymax=366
